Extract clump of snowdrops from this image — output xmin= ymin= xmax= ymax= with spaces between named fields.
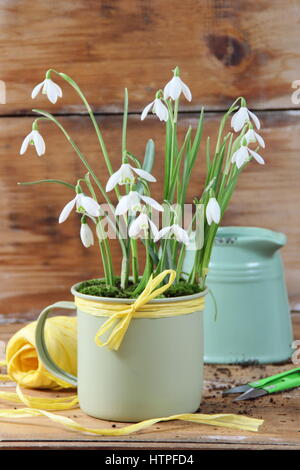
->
xmin=19 ymin=67 xmax=265 ymax=297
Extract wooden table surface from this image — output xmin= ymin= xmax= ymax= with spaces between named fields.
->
xmin=0 ymin=315 xmax=299 ymax=451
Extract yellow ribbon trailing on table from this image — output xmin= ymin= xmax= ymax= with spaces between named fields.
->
xmin=0 ymin=269 xmax=264 ymax=434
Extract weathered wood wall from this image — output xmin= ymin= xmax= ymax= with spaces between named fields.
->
xmin=0 ymin=0 xmax=300 ymax=315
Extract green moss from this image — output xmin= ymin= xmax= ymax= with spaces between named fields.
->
xmin=76 ymin=278 xmax=202 ymax=299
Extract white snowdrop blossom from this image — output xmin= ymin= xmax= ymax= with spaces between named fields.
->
xmin=80 ymin=222 xmax=94 ymax=248
xmin=59 ymin=193 xmax=102 ymax=223
xmin=106 ymin=163 xmax=156 ymax=192
xmin=115 ymin=191 xmax=164 ymax=216
xmin=128 ymin=213 xmax=158 ymax=239
xmin=31 ymin=78 xmax=63 ymax=104
xmin=231 ymin=145 xmax=265 ymax=169
xmin=231 ymin=106 xmax=260 ymax=132
xmin=20 ymin=130 xmax=46 ymax=157
xmin=154 ymin=224 xmax=190 ymax=245
xmin=206 ymin=198 xmax=221 ymax=226
xmin=141 ymin=98 xmax=169 ymax=122
xmin=163 ymin=76 xmax=192 ymax=102
xmin=244 ymin=129 xmax=265 ymax=148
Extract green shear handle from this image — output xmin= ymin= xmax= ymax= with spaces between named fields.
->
xmin=249 ymin=367 xmax=300 ymax=394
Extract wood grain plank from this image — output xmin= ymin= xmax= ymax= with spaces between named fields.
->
xmin=0 ymin=110 xmax=299 ymax=314
xmin=0 ymin=0 xmax=300 ymax=114
xmin=0 ymin=316 xmax=299 ymax=450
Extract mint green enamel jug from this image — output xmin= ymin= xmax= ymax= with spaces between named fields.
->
xmin=183 ymin=227 xmax=294 ymax=364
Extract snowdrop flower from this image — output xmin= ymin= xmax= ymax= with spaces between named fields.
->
xmin=20 ymin=130 xmax=46 ymax=157
xmin=115 ymin=191 xmax=163 ymax=216
xmin=244 ymin=129 xmax=265 ymax=148
xmin=106 ymin=163 xmax=156 ymax=192
xmin=141 ymin=98 xmax=169 ymax=122
xmin=31 ymin=78 xmax=62 ymax=104
xmin=59 ymin=193 xmax=102 ymax=223
xmin=231 ymin=145 xmax=265 ymax=169
xmin=80 ymin=221 xmax=94 ymax=248
xmin=154 ymin=224 xmax=190 ymax=245
xmin=231 ymin=106 xmax=260 ymax=132
xmin=206 ymin=198 xmax=221 ymax=226
xmin=164 ymin=75 xmax=192 ymax=102
xmin=128 ymin=213 xmax=158 ymax=239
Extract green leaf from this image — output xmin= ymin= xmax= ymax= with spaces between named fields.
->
xmin=136 ymin=139 xmax=155 ymax=194
xmin=142 ymin=139 xmax=155 ymax=173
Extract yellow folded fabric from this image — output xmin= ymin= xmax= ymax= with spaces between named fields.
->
xmin=5 ymin=315 xmax=77 ymax=389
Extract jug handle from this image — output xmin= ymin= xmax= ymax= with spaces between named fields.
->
xmin=35 ymin=301 xmax=77 ymax=387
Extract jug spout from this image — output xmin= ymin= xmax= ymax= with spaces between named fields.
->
xmin=216 ymin=227 xmax=287 ymax=256
xmin=238 ymin=228 xmax=286 ymax=256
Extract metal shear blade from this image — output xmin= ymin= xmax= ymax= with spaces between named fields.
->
xmin=222 ymin=384 xmax=251 ymax=395
xmin=233 ymin=387 xmax=267 ymax=401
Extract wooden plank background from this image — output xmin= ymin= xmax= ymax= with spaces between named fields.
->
xmin=0 ymin=0 xmax=300 ymax=315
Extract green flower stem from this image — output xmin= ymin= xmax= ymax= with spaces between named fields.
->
xmin=121 ymin=251 xmax=130 ymax=289
xmin=155 ymin=238 xmax=168 ymax=275
xmin=133 ymin=235 xmax=152 ymax=295
xmin=130 ymin=238 xmax=139 ymax=283
xmin=18 ymin=179 xmax=75 ymax=190
xmin=122 ymin=88 xmax=128 ymax=161
xmin=168 ymin=98 xmax=179 ymax=200
xmin=84 ymin=173 xmax=114 ymax=286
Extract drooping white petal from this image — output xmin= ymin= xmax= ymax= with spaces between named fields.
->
xmin=31 ymin=80 xmax=45 ymax=99
xmin=231 ymin=107 xmax=249 ymax=132
xmin=32 ymin=130 xmax=46 ymax=156
xmin=248 ymin=110 xmax=260 ymax=130
xmin=106 ymin=167 xmax=123 ymax=192
xmin=153 ymin=98 xmax=169 ymax=121
xmin=253 ymin=131 xmax=265 ymax=148
xmin=245 ymin=129 xmax=265 ymax=148
xmin=148 ymin=219 xmax=159 ymax=238
xmin=232 ymin=146 xmax=249 ymax=169
xmin=163 ymin=81 xmax=172 ymax=101
xmin=206 ymin=209 xmax=212 ymax=225
xmin=115 ymin=192 xmax=141 ymax=216
xmin=45 ymin=80 xmax=59 ymax=104
xmin=20 ymin=133 xmax=32 ymax=155
xmin=80 ymin=223 xmax=94 ymax=248
xmin=128 ymin=214 xmax=144 ymax=237
xmin=206 ymin=198 xmax=221 ymax=225
xmin=139 ymin=195 xmax=164 ymax=212
xmin=41 ymin=79 xmax=63 ymax=104
xmin=154 ymin=226 xmax=172 ymax=242
xmin=172 ymin=225 xmax=190 ymax=245
xmin=180 ymin=80 xmax=192 ymax=102
xmin=50 ymin=80 xmax=63 ymax=98
xmin=78 ymin=194 xmax=101 ymax=217
xmin=59 ymin=196 xmax=77 ymax=223
xmin=248 ymin=148 xmax=265 ymax=165
xmin=168 ymin=77 xmax=182 ymax=100
xmin=129 ymin=213 xmax=159 ymax=239
xmin=132 ymin=167 xmax=156 ymax=182
xmin=118 ymin=164 xmax=135 ymax=185
xmin=141 ymin=101 xmax=154 ymax=121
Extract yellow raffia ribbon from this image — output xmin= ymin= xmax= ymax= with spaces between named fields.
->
xmin=0 ymin=270 xmax=264 ymax=434
xmin=75 ymin=269 xmax=205 ymax=351
xmin=0 ymin=407 xmax=264 ymax=434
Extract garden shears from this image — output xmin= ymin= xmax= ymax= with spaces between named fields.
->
xmin=223 ymin=367 xmax=300 ymax=401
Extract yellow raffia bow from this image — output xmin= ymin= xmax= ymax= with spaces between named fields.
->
xmin=0 ymin=270 xmax=264 ymax=434
xmin=75 ymin=269 xmax=205 ymax=351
